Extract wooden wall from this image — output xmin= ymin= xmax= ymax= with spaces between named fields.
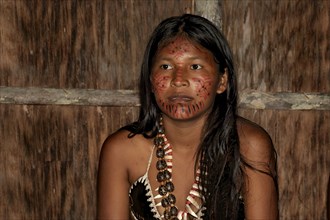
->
xmin=0 ymin=0 xmax=191 ymax=90
xmin=0 ymin=0 xmax=191 ymax=219
xmin=0 ymin=0 xmax=329 ymax=219
xmin=220 ymin=1 xmax=329 ymax=219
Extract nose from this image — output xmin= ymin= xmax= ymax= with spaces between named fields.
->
xmin=170 ymin=68 xmax=189 ymax=87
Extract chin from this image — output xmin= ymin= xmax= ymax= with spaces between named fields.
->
xmin=165 ymin=111 xmax=207 ymax=121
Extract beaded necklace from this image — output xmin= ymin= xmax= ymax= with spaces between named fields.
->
xmin=154 ymin=117 xmax=204 ymax=220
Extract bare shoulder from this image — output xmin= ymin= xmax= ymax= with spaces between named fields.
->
xmin=99 ymin=129 xmax=154 ymax=182
xmin=237 ymin=116 xmax=275 ymax=163
xmin=237 ymin=117 xmax=278 ymax=219
xmin=100 ymin=129 xmax=134 ymax=158
xmin=97 ymin=129 xmax=152 ymax=218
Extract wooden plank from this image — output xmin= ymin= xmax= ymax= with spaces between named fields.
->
xmin=0 ymin=0 xmax=193 ymax=219
xmin=238 ymin=109 xmax=330 ymax=220
xmin=1 ymin=87 xmax=329 ymax=110
xmin=0 ymin=104 xmax=139 ymax=219
xmin=220 ymin=1 xmax=330 ymax=219
xmin=0 ymin=0 xmax=192 ymax=90
xmin=0 ymin=87 xmax=139 ymax=106
xmin=220 ymin=0 xmax=330 ymax=93
xmin=194 ymin=0 xmax=222 ymax=29
xmin=0 ymin=1 xmax=328 ymax=220
xmin=238 ymin=89 xmax=330 ymax=110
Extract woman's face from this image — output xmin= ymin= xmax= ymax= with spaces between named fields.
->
xmin=151 ymin=37 xmax=227 ymax=120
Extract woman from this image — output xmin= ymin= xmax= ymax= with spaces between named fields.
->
xmin=97 ymin=14 xmax=278 ymax=219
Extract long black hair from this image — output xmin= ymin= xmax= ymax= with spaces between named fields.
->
xmin=126 ymin=14 xmax=244 ymax=219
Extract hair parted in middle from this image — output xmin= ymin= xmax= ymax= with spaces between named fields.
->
xmin=125 ymin=14 xmax=243 ymax=219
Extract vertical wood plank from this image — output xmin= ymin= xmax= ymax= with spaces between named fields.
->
xmin=1 ymin=0 xmax=329 ymax=219
xmin=238 ymin=109 xmax=329 ymax=219
xmin=0 ymin=0 xmax=192 ymax=90
xmin=221 ymin=0 xmax=329 ymax=92
xmin=220 ymin=1 xmax=329 ymax=218
xmin=0 ymin=1 xmax=194 ymax=218
xmin=0 ymin=104 xmax=140 ymax=219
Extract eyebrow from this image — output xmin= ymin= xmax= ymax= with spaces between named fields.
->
xmin=154 ymin=56 xmax=207 ymax=62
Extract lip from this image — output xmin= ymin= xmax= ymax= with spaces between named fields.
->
xmin=168 ymin=95 xmax=193 ymax=103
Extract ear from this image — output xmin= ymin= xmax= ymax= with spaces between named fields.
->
xmin=216 ymin=68 xmax=228 ymax=94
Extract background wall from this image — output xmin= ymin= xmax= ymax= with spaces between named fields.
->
xmin=221 ymin=1 xmax=329 ymax=219
xmin=0 ymin=0 xmax=329 ymax=219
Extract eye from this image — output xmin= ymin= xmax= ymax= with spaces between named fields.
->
xmin=160 ymin=64 xmax=173 ymax=70
xmin=191 ymin=64 xmax=202 ymax=70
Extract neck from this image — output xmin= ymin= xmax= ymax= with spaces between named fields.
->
xmin=161 ymin=114 xmax=205 ymax=152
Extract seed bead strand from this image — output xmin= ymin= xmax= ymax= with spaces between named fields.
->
xmin=155 ymin=117 xmax=179 ymax=220
xmin=155 ymin=116 xmax=204 ymax=219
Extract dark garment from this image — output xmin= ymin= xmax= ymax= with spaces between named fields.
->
xmin=128 ymin=147 xmax=245 ymax=219
xmin=129 ymin=175 xmax=158 ymax=219
xmin=129 ymin=175 xmax=245 ymax=220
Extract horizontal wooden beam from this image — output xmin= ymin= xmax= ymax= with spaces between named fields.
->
xmin=0 ymin=87 xmax=329 ymax=110
xmin=238 ymin=90 xmax=330 ymax=110
xmin=0 ymin=87 xmax=139 ymax=107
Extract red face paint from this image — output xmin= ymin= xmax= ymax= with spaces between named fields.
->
xmin=151 ymin=37 xmax=222 ymax=120
xmin=192 ymin=76 xmax=213 ymax=100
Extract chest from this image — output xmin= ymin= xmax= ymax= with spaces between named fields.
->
xmin=148 ymin=151 xmax=197 ymax=211
xmin=131 ymin=144 xmax=204 ymax=219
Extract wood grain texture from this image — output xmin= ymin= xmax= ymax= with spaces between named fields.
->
xmin=0 ymin=104 xmax=139 ymax=219
xmin=0 ymin=0 xmax=192 ymax=89
xmin=0 ymin=0 xmax=329 ymax=219
xmin=1 ymin=86 xmax=329 ymax=110
xmin=220 ymin=0 xmax=330 ymax=219
xmin=0 ymin=0 xmax=192 ymax=219
xmin=238 ymin=90 xmax=330 ymax=110
xmin=194 ymin=0 xmax=221 ymax=28
xmin=221 ymin=0 xmax=330 ymax=93
xmin=0 ymin=87 xmax=140 ymax=106
xmin=238 ymin=109 xmax=329 ymax=220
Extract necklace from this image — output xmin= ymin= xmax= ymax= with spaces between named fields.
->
xmin=154 ymin=117 xmax=204 ymax=220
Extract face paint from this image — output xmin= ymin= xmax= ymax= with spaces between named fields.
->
xmin=153 ymin=75 xmax=171 ymax=93
xmin=168 ymin=41 xmax=191 ymax=59
xmin=192 ymin=76 xmax=213 ymax=100
xmin=151 ymin=37 xmax=222 ymax=120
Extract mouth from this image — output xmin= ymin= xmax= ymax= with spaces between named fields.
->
xmin=168 ymin=95 xmax=193 ymax=103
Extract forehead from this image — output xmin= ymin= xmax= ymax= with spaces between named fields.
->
xmin=156 ymin=36 xmax=210 ymax=56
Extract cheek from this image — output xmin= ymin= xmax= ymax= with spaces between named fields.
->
xmin=151 ymin=73 xmax=170 ymax=94
xmin=192 ymin=76 xmax=214 ymax=100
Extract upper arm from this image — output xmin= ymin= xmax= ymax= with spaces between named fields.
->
xmin=97 ymin=131 xmax=131 ymax=219
xmin=238 ymin=120 xmax=278 ymax=219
